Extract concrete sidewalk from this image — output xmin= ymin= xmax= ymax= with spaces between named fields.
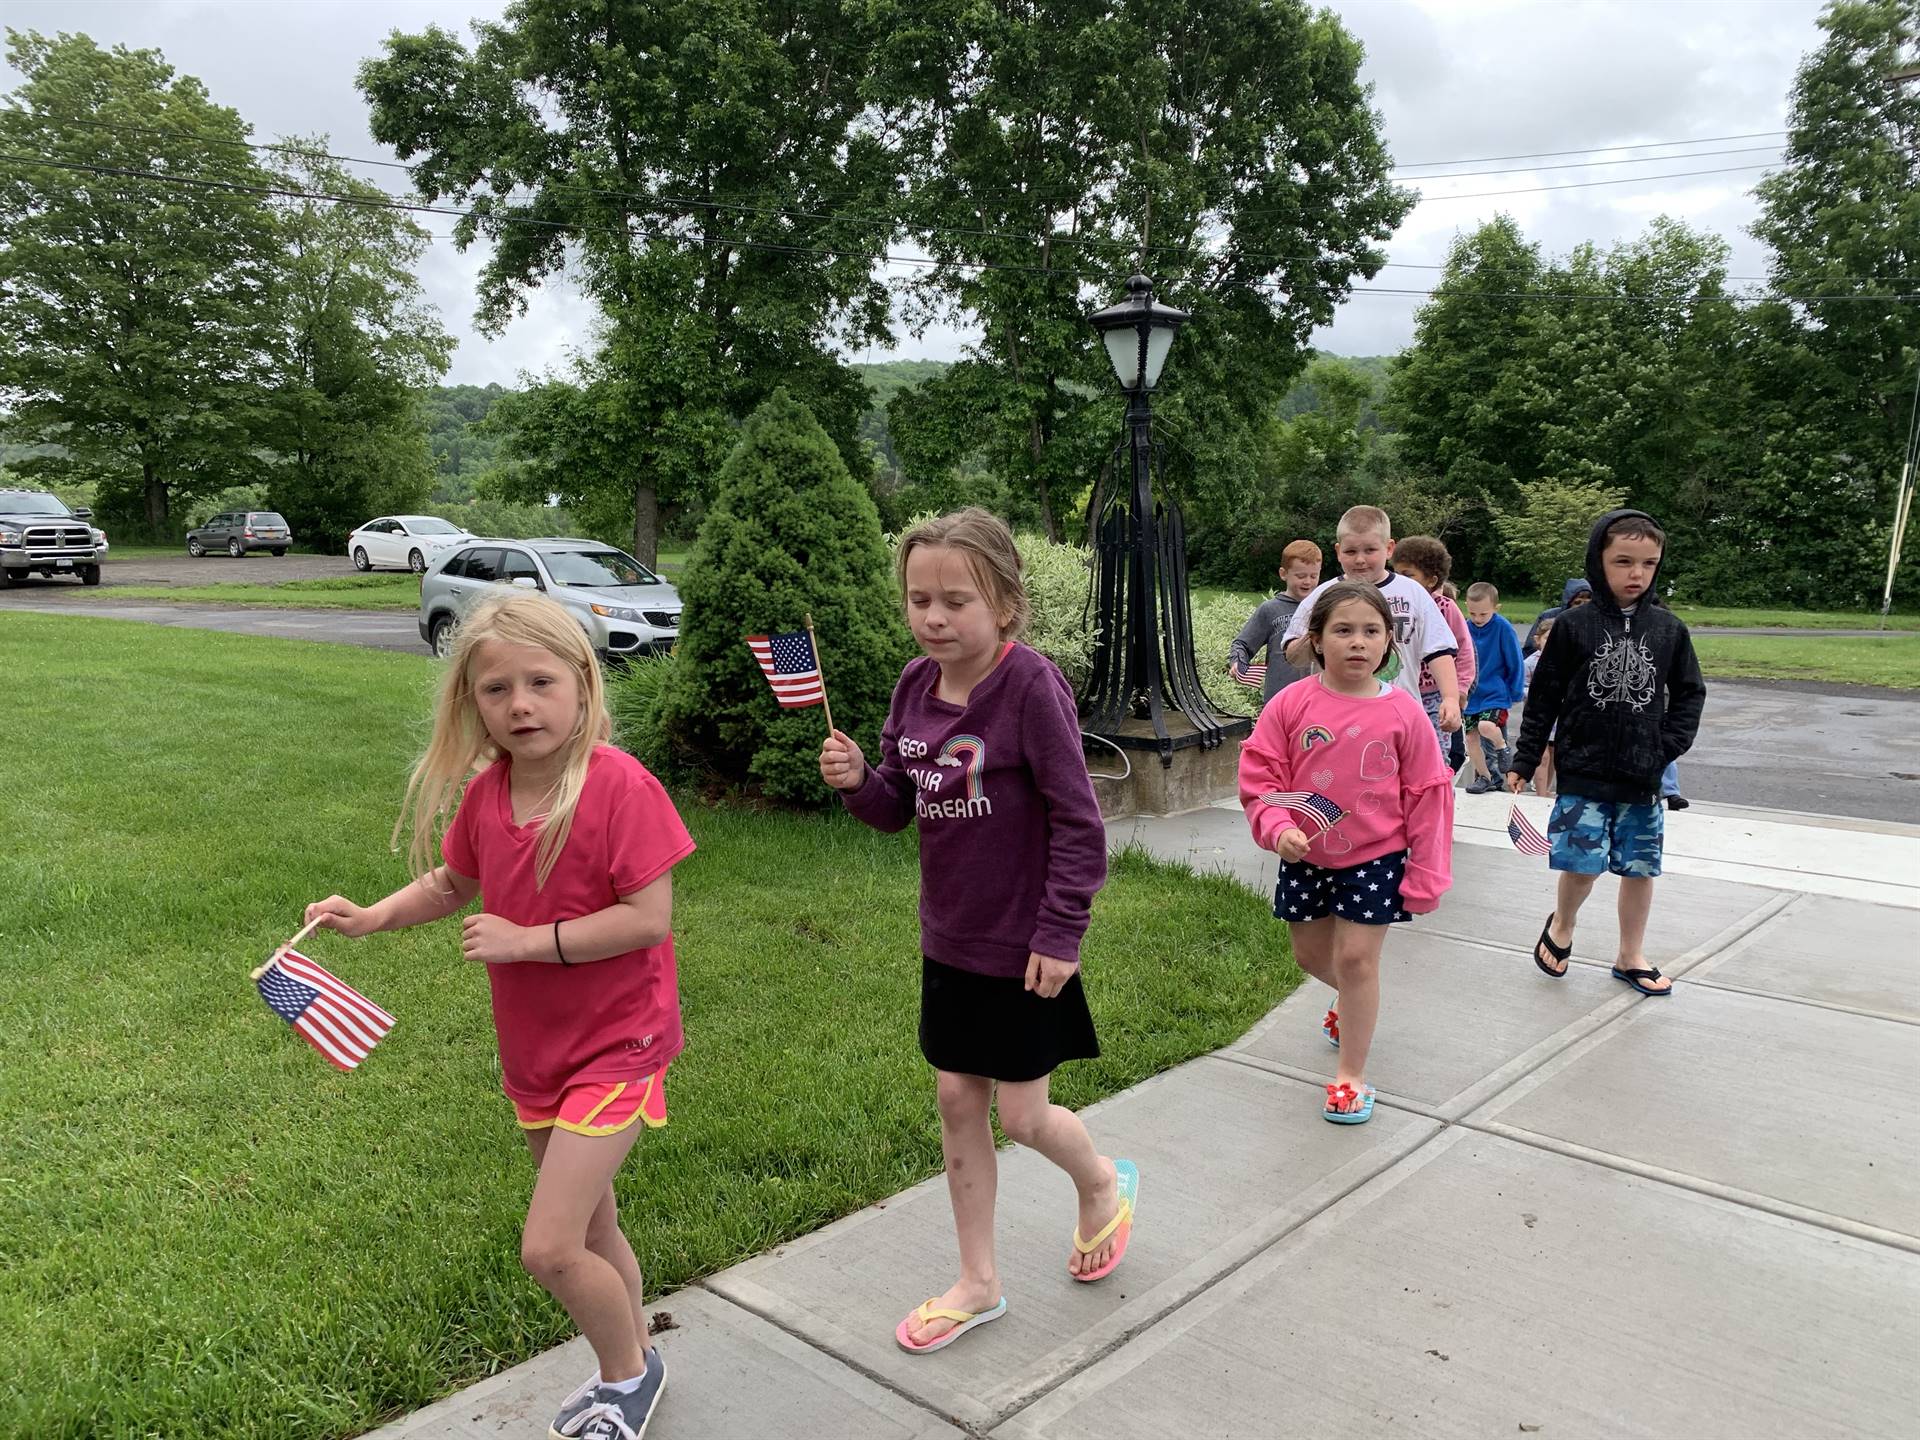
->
xmin=372 ymin=802 xmax=1920 ymax=1439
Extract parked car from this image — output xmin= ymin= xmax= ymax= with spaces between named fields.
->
xmin=0 ymin=488 xmax=107 ymax=586
xmin=346 ymin=515 xmax=475 ymax=573
xmin=418 ymin=537 xmax=682 ymax=661
xmin=186 ymin=511 xmax=292 ymax=557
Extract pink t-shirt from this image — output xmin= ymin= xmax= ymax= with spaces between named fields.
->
xmin=1420 ymin=591 xmax=1475 ymax=698
xmin=442 ymin=745 xmax=695 ymax=1104
xmin=1238 ymin=677 xmax=1455 ymax=912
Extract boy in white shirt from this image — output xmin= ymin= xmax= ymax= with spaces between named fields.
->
xmin=1283 ymin=506 xmax=1461 ymax=739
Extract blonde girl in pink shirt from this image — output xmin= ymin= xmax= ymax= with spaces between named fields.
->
xmin=1238 ymin=582 xmax=1455 ymax=1124
xmin=304 ymin=593 xmax=693 ymax=1440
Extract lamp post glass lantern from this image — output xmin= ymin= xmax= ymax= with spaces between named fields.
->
xmin=1080 ymin=275 xmax=1245 ymax=764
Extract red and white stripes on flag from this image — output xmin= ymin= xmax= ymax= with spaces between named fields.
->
xmin=1508 ymin=804 xmax=1552 ymax=857
xmin=746 ymin=629 xmax=826 ymax=707
xmin=1231 ymin=661 xmax=1267 ymax=690
xmin=255 ymin=950 xmax=395 ymax=1070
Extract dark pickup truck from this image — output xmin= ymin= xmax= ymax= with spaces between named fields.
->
xmin=0 ymin=489 xmax=106 ymax=586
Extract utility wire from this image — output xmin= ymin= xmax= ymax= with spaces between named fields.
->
xmin=4 ymin=149 xmax=1914 ymax=308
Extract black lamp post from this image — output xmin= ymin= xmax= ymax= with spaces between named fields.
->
xmin=1080 ymin=274 xmax=1244 ymax=765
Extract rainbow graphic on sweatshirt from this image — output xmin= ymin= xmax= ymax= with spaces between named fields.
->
xmin=938 ymin=734 xmax=987 ymax=799
xmin=1300 ymin=725 xmax=1336 ymax=753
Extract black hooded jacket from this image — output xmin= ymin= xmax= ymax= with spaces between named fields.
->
xmin=1511 ymin=509 xmax=1706 ymax=803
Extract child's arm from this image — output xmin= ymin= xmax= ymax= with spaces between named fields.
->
xmin=1661 ymin=622 xmax=1707 ymax=761
xmin=1393 ymin=695 xmax=1455 ymax=910
xmin=1498 ymin=620 xmax=1526 ymax=706
xmin=1412 ymin=586 xmax=1461 ymax=727
xmin=461 ymin=873 xmax=671 ymax=965
xmin=306 ymin=864 xmax=480 ymax=938
xmin=1444 ymin=599 xmax=1476 ymax=699
xmin=823 ymin=687 xmax=917 ymax=832
xmin=1510 ymin=622 xmax=1572 ymax=785
xmin=1237 ymin=699 xmax=1311 ymax=856
xmin=1228 ymin=600 xmax=1271 ymax=674
xmin=1023 ymin=671 xmax=1109 ymax=970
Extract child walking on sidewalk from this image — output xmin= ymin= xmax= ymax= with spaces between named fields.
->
xmin=1240 ymin=582 xmax=1455 ymax=1123
xmin=1507 ymin=509 xmax=1706 ymax=997
xmin=305 ymin=593 xmax=694 ymax=1440
xmin=820 ymin=508 xmax=1133 ymax=1355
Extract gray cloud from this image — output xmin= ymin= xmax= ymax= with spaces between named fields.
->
xmin=3 ymin=0 xmax=1834 ymax=376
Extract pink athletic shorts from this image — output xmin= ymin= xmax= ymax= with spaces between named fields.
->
xmin=511 ymin=1068 xmax=668 ymax=1136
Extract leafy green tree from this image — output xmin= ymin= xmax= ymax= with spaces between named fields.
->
xmin=359 ymin=0 xmax=895 ymax=563
xmin=1490 ymin=477 xmax=1628 ymax=597
xmin=651 ymin=391 xmax=913 ymax=802
xmin=1750 ymin=0 xmax=1920 ymax=604
xmin=262 ymin=145 xmax=452 ymax=549
xmin=867 ymin=0 xmax=1412 ymax=541
xmin=0 ymin=31 xmax=282 ymax=538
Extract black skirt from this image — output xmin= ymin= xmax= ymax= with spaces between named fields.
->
xmin=918 ymin=955 xmax=1101 ymax=1082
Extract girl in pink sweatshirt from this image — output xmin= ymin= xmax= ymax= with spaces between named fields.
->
xmin=1238 ymin=581 xmax=1455 ymax=1124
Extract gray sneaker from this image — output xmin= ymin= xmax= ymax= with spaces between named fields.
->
xmin=549 ymin=1370 xmax=601 ymax=1439
xmin=1463 ymin=773 xmax=1494 ymax=795
xmin=574 ymin=1350 xmax=667 ymax=1440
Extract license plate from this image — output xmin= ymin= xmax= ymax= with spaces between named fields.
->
xmin=56 ymin=559 xmax=72 ymax=569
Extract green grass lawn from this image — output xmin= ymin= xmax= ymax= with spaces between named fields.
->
xmin=1692 ymin=633 xmax=1920 ymax=689
xmin=100 ymin=574 xmax=422 ymax=610
xmin=0 ymin=613 xmax=1291 ymax=1440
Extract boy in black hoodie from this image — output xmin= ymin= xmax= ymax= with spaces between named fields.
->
xmin=1506 ymin=510 xmax=1706 ymax=997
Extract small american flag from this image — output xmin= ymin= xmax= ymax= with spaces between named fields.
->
xmin=1508 ymin=804 xmax=1552 ymax=856
xmin=1257 ymin=790 xmax=1348 ymax=836
xmin=256 ymin=950 xmax=395 ymax=1071
xmin=746 ymin=629 xmax=826 ymax=707
xmin=1231 ymin=660 xmax=1267 ymax=689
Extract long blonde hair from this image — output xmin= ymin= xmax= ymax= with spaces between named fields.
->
xmin=393 ymin=592 xmax=612 ymax=889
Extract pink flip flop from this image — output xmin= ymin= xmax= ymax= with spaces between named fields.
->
xmin=894 ymin=1296 xmax=1007 ymax=1354
xmin=1070 ymin=1159 xmax=1139 ymax=1283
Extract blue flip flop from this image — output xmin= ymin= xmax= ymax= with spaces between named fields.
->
xmin=1072 ymin=1159 xmax=1139 ymax=1282
xmin=1323 ymin=1081 xmax=1375 ymax=1125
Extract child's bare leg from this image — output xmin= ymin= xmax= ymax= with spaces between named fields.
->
xmin=1547 ymin=870 xmax=1598 ymax=959
xmin=1329 ymin=920 xmax=1387 ymax=1108
xmin=1475 ymin=719 xmax=1506 ymax=777
xmin=526 ymin=1130 xmax=647 ymax=1340
xmin=1615 ymin=876 xmax=1669 ymax=990
xmin=996 ymin=1076 xmax=1121 ymax=1277
xmin=1288 ymin=915 xmax=1338 ymax=990
xmin=908 ymin=1070 xmax=999 ymax=1345
xmin=520 ymin=1126 xmax=650 ymax=1381
xmin=1535 ymin=745 xmax=1555 ymax=795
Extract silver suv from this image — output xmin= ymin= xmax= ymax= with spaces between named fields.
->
xmin=418 ymin=537 xmax=683 ymax=661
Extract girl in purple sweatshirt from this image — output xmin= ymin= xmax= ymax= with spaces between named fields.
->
xmin=1239 ymin=581 xmax=1455 ymax=1126
xmin=820 ymin=508 xmax=1134 ymax=1357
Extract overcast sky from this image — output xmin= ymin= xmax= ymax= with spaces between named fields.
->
xmin=3 ymin=0 xmax=1832 ymax=385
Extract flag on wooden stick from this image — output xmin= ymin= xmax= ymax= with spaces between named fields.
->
xmin=746 ymin=629 xmax=826 ymax=707
xmin=255 ymin=949 xmax=395 ymax=1071
xmin=1507 ymin=804 xmax=1552 ymax=856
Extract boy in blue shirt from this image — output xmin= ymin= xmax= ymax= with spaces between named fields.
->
xmin=1462 ymin=582 xmax=1525 ymax=793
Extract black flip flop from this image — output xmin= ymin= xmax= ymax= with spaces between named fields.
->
xmin=1611 ymin=965 xmax=1673 ymax=996
xmin=1533 ymin=914 xmax=1571 ymax=978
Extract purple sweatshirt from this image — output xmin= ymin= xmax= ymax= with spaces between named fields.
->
xmin=842 ymin=643 xmax=1108 ymax=977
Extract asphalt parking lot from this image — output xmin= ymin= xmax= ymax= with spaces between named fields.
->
xmin=38 ymin=551 xmax=364 ymax=587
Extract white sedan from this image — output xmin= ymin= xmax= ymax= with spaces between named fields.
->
xmin=347 ymin=515 xmax=475 ymax=573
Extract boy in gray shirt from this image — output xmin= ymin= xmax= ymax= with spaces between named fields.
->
xmin=1228 ymin=539 xmax=1322 ymax=704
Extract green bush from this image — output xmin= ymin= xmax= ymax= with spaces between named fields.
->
xmin=1490 ymin=476 xmax=1627 ymax=597
xmin=1193 ymin=591 xmax=1266 ymax=719
xmin=652 ymin=391 xmax=912 ymax=803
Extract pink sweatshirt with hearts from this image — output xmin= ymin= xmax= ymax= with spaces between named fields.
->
xmin=1238 ymin=676 xmax=1455 ymax=912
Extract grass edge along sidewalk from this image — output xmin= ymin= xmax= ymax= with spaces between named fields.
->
xmin=0 ymin=610 xmax=1293 ymax=1440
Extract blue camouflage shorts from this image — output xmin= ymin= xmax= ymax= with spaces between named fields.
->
xmin=1548 ymin=793 xmax=1664 ymax=878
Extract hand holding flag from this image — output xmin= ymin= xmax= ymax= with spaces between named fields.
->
xmin=252 ymin=918 xmax=395 ymax=1071
xmin=1230 ymin=659 xmax=1267 ymax=690
xmin=1256 ymin=790 xmax=1347 ymax=836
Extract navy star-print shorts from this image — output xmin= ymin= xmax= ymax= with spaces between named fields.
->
xmin=1273 ymin=849 xmax=1412 ymax=927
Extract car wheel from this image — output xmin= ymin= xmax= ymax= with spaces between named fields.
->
xmin=408 ymin=549 xmax=426 ymax=574
xmin=79 ymin=565 xmax=101 ymax=586
xmin=228 ymin=538 xmax=244 ymax=558
xmin=352 ymin=547 xmax=371 ymax=572
xmin=187 ymin=538 xmax=204 ymax=557
xmin=429 ymin=613 xmax=458 ymax=659
xmin=0 ymin=565 xmax=16 ymax=589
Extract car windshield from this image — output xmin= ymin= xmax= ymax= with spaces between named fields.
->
xmin=544 ymin=549 xmax=661 ymax=588
xmin=2 ymin=492 xmax=72 ymax=516
xmin=406 ymin=518 xmax=464 ymax=535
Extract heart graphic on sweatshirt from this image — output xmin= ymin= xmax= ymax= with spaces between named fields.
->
xmin=1318 ymin=826 xmax=1354 ymax=856
xmin=1357 ymin=789 xmax=1385 ymax=814
xmin=1359 ymin=740 xmax=1398 ymax=781
xmin=1310 ymin=767 xmax=1335 ymax=790
xmin=1345 ymin=724 xmax=1364 ymax=738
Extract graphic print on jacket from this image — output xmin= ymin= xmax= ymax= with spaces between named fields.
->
xmin=1587 ymin=632 xmax=1658 ymax=711
xmin=901 ymin=732 xmax=991 ymax=819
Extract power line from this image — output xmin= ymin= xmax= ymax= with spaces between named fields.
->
xmin=9 ymin=148 xmax=1916 ymax=311
xmin=1411 ymin=162 xmax=1780 ymax=202
xmin=1390 ymin=130 xmax=1787 ymax=168
xmin=1391 ymin=144 xmax=1781 ymax=181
